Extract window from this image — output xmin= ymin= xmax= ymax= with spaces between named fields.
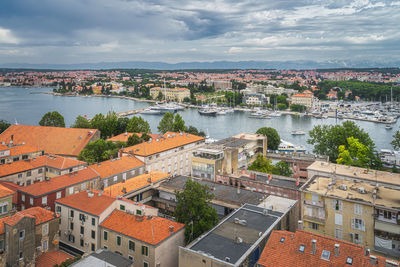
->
xmin=120 ymin=205 xmax=125 ymax=211
xmin=19 ymin=230 xmax=25 ymax=240
xmin=104 ymin=231 xmax=108 ymax=241
xmin=21 ymin=194 xmax=25 ymax=201
xmin=335 ymin=228 xmax=342 ymax=239
xmin=354 ymin=204 xmax=363 ymax=215
xmin=353 ymin=233 xmax=362 ymax=244
xmin=56 ymin=191 xmax=62 ymax=199
xmin=136 ymin=209 xmax=142 ymax=215
xmin=70 ymin=222 xmax=74 ymax=230
xmin=144 ymin=262 xmax=149 ymax=267
xmin=69 ymin=168 xmax=73 ymax=173
xmin=80 ymin=239 xmax=84 ymax=247
xmin=117 ymin=236 xmax=121 ymax=246
xmin=38 ymin=168 xmax=43 ymax=174
xmin=335 ymin=213 xmax=343 ymax=226
xmin=81 ymin=183 xmax=86 ymax=190
xmin=142 ymin=245 xmax=149 ymax=256
xmin=384 ymin=210 xmax=393 ymax=219
xmin=280 ymin=237 xmax=285 ymax=243
xmin=56 ymin=206 xmax=61 ymax=213
xmin=27 ymin=171 xmax=31 ymax=177
xmin=30 ymin=198 xmax=33 ymax=205
xmin=352 ymin=218 xmax=365 ymax=231
xmin=70 ymin=210 xmax=74 ymax=218
xmin=298 ymin=245 xmax=305 ymax=253
xmin=79 ymin=214 xmax=86 ymax=222
xmin=128 ymin=255 xmax=133 ymax=261
xmin=332 ymin=199 xmax=342 ymax=211
xmin=42 ymin=240 xmax=48 ymax=251
xmin=42 ymin=196 xmax=47 ymax=205
xmin=91 ymin=230 xmax=95 ymax=239
xmin=92 ymin=218 xmax=95 ymax=226
xmin=113 ymin=176 xmax=117 ymax=182
xmin=0 ymin=239 xmax=4 ymax=251
xmin=18 ymin=173 xmax=22 ymax=178
xmin=129 ymin=240 xmax=135 ymax=251
xmin=19 ymin=251 xmax=23 ymax=260
xmin=321 ymin=250 xmax=331 ymax=261
xmin=68 ymin=234 xmax=75 ymax=243
xmin=42 ymin=224 xmax=49 ymax=235
xmin=69 ymin=187 xmax=74 ymax=195
xmin=80 ymin=226 xmax=84 ymax=235
xmin=91 ymin=243 xmax=95 ymax=251
xmin=310 ymin=222 xmax=319 ymax=230
xmin=346 ymin=257 xmax=353 ymax=265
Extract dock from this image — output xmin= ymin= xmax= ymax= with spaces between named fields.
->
xmin=116 ymin=108 xmax=148 ymax=117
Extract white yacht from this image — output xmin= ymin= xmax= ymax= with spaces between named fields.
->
xmin=277 ymin=140 xmax=306 ymax=153
xmin=291 ymin=130 xmax=306 ymax=135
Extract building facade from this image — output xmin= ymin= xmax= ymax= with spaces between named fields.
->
xmin=149 ymin=87 xmax=190 ymax=102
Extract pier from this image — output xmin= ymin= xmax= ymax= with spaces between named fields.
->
xmin=116 ymin=107 xmax=149 ymax=117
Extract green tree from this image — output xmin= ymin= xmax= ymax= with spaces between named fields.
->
xmin=256 ymin=127 xmax=281 ymax=150
xmin=39 ymin=111 xmax=65 ymax=127
xmin=157 ymin=112 xmax=175 ymax=134
xmin=337 ymin=137 xmax=371 ymax=168
xmin=273 ymin=161 xmax=293 ymax=177
xmin=78 ymin=139 xmax=121 ymax=164
xmin=157 ymin=92 xmax=164 ymax=101
xmin=391 ymin=130 xmax=400 ymax=150
xmin=308 ymin=121 xmax=380 ymax=169
xmin=290 ymin=104 xmax=307 ymax=112
xmin=277 ymin=103 xmax=287 ymax=110
xmin=71 ymin=115 xmax=91 ymax=129
xmin=126 ymin=134 xmax=142 ymax=146
xmin=126 ymin=116 xmax=151 ymax=133
xmin=0 ymin=120 xmax=11 ymax=134
xmin=248 ymin=154 xmax=275 ymax=173
xmin=185 ymin=126 xmax=206 ymax=137
xmin=174 ymin=178 xmax=218 ymax=244
xmin=116 ymin=117 xmax=130 ymax=135
xmin=173 ymin=114 xmax=186 ymax=132
xmin=90 ymin=112 xmax=119 ymax=139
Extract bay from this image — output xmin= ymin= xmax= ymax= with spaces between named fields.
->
xmin=0 ymin=86 xmax=397 ymax=151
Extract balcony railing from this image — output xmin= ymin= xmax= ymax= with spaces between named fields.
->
xmin=304 ymin=199 xmax=325 ymax=208
xmin=303 ymin=215 xmax=325 ymax=224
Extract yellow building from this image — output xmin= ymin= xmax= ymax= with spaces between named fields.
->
xmin=149 ymin=87 xmax=190 ymax=102
xmin=290 ymin=93 xmax=313 ymax=108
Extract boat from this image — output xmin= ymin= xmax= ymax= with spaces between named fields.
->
xmin=198 ymin=108 xmax=218 ymax=116
xmin=269 ymin=111 xmax=282 ymax=117
xmin=217 ymin=109 xmax=227 ymax=115
xmin=141 ymin=108 xmax=164 ymax=115
xmin=225 ymin=108 xmax=235 ymax=113
xmin=277 ymin=140 xmax=306 ymax=153
xmin=385 ymin=124 xmax=393 ymax=130
xmin=291 ymin=130 xmax=306 ymax=135
xmin=249 ymin=110 xmax=268 ymax=118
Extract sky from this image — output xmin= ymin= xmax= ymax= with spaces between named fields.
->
xmin=0 ymin=0 xmax=399 ymax=64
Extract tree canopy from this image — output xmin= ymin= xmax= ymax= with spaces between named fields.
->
xmin=337 ymin=137 xmax=371 ymax=168
xmin=77 ymin=139 xmax=123 ymax=164
xmin=391 ymin=130 xmax=400 ymax=150
xmin=39 ymin=111 xmax=65 ymax=127
xmin=71 ymin=115 xmax=91 ymax=129
xmin=248 ymin=155 xmax=293 ymax=177
xmin=290 ymin=104 xmax=307 ymax=112
xmin=174 ymin=178 xmax=218 ymax=244
xmin=0 ymin=120 xmax=11 ymax=134
xmin=256 ymin=127 xmax=280 ymax=150
xmin=157 ymin=113 xmax=186 ymax=134
xmin=126 ymin=116 xmax=151 ymax=133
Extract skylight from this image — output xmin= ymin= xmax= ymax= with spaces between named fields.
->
xmin=346 ymin=257 xmax=353 ymax=265
xmin=280 ymin=237 xmax=285 ymax=243
xmin=299 ymin=245 xmax=305 ymax=253
xmin=321 ymin=250 xmax=331 ymax=261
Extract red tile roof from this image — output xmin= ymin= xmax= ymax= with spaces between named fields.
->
xmin=257 ymin=230 xmax=399 ymax=267
xmin=0 ymin=184 xmax=15 ymax=198
xmin=18 ymin=168 xmax=99 ymax=197
xmin=292 ymin=94 xmax=312 ymax=98
xmin=123 ymin=132 xmax=204 ymax=157
xmin=36 ymin=251 xmax=73 ymax=267
xmin=89 ymin=156 xmax=144 ymax=179
xmin=106 ymin=133 xmax=161 ymax=143
xmin=0 ymin=144 xmax=43 ymax=158
xmin=0 ymin=181 xmax=21 ymax=203
xmin=100 ymin=209 xmax=184 ymax=245
xmin=0 ymin=125 xmax=99 ymax=157
xmin=55 ymin=190 xmax=115 ymax=216
xmin=0 ymin=207 xmax=57 ymax=234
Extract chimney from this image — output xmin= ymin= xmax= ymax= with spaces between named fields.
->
xmin=118 ymin=149 xmax=123 ymax=158
xmin=169 ymin=225 xmax=174 ymax=233
xmin=297 ymin=220 xmax=303 ymax=230
xmin=10 ymin=135 xmax=14 ymax=145
xmin=311 ymin=239 xmax=317 ymax=255
xmin=334 ymin=244 xmax=340 ymax=257
xmin=147 ymin=177 xmax=151 ymax=183
xmin=365 ymin=248 xmax=370 ymax=256
xmin=369 ymin=255 xmax=378 ymax=265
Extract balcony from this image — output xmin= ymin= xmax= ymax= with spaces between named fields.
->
xmin=375 ymin=220 xmax=400 ymax=235
xmin=304 ymin=199 xmax=324 ymax=208
xmin=303 ymin=215 xmax=325 ymax=224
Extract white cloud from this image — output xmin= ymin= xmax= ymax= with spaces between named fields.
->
xmin=0 ymin=27 xmax=19 ymax=44
xmin=228 ymin=47 xmax=242 ymax=53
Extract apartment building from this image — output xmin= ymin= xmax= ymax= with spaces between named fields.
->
xmin=257 ymin=230 xmax=400 ymax=267
xmin=17 ymin=168 xmax=100 ymax=211
xmin=0 ymin=125 xmax=100 ymax=158
xmin=149 ymin=87 xmax=190 ymax=102
xmin=100 ymin=209 xmax=185 ymax=267
xmin=0 ymin=184 xmax=15 ymax=218
xmin=107 ymin=133 xmax=161 ymax=143
xmin=0 ymin=154 xmax=86 ymax=185
xmin=55 ymin=190 xmax=158 ymax=254
xmin=123 ymin=132 xmax=205 ymax=176
xmin=242 ymin=93 xmax=269 ymax=106
xmin=89 ymin=156 xmax=145 ymax=188
xmin=0 ymin=207 xmax=60 ymax=266
xmin=0 ymin=143 xmax=44 ymax=165
xmin=290 ymin=94 xmax=314 ymax=109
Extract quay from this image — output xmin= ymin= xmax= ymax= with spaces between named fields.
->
xmin=116 ymin=107 xmax=149 ymax=117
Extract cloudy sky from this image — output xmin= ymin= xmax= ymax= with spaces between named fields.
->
xmin=0 ymin=0 xmax=399 ymax=64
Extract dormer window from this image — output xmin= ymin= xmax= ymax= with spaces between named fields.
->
xmin=299 ymin=245 xmax=305 ymax=253
xmin=346 ymin=257 xmax=353 ymax=265
xmin=321 ymin=250 xmax=331 ymax=261
xmin=280 ymin=237 xmax=285 ymax=243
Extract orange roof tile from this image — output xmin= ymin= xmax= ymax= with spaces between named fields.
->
xmin=123 ymin=132 xmax=204 ymax=157
xmin=0 ymin=144 xmax=8 ymax=151
xmin=292 ymin=94 xmax=312 ymax=98
xmin=257 ymin=230 xmax=399 ymax=267
xmin=0 ymin=155 xmax=85 ymax=177
xmin=18 ymin=168 xmax=99 ymax=197
xmin=55 ymin=190 xmax=115 ymax=216
xmin=89 ymin=156 xmax=144 ymax=179
xmin=36 ymin=251 xmax=73 ymax=267
xmin=0 ymin=125 xmax=99 ymax=157
xmin=0 ymin=207 xmax=57 ymax=234
xmin=0 ymin=184 xmax=15 ymax=198
xmin=0 ymin=181 xmax=22 ymax=203
xmin=106 ymin=133 xmax=161 ymax=143
xmin=2 ymin=144 xmax=43 ymax=158
xmin=104 ymin=171 xmax=169 ymax=197
xmin=100 ymin=209 xmax=184 ymax=245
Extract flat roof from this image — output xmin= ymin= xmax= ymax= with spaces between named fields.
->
xmin=258 ymin=195 xmax=298 ymax=213
xmin=308 ymin=161 xmax=400 ymax=187
xmin=214 ymin=137 xmax=251 ymax=148
xmin=251 ymin=173 xmax=304 ymax=189
xmin=304 ymin=176 xmax=400 ymax=210
xmin=159 ymin=176 xmax=266 ymax=206
xmin=71 ymin=249 xmax=133 ymax=267
xmin=187 ymin=204 xmax=286 ymax=265
xmin=196 ymin=147 xmax=223 ymax=154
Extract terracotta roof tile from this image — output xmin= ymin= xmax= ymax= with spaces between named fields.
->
xmin=0 ymin=125 xmax=99 ymax=157
xmin=104 ymin=171 xmax=169 ymax=197
xmin=107 ymin=133 xmax=161 ymax=143
xmin=0 ymin=181 xmax=22 ymax=203
xmin=100 ymin=209 xmax=184 ymax=245
xmin=36 ymin=251 xmax=73 ymax=267
xmin=123 ymin=132 xmax=204 ymax=157
xmin=89 ymin=156 xmax=144 ymax=179
xmin=0 ymin=207 xmax=57 ymax=234
xmin=1 ymin=144 xmax=43 ymax=158
xmin=257 ymin=230 xmax=399 ymax=267
xmin=18 ymin=168 xmax=99 ymax=197
xmin=55 ymin=190 xmax=115 ymax=216
xmin=292 ymin=94 xmax=313 ymax=98
xmin=0 ymin=184 xmax=15 ymax=198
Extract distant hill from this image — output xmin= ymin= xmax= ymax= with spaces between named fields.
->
xmin=0 ymin=59 xmax=399 ymax=70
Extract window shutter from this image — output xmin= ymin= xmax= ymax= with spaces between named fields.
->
xmin=332 ymin=199 xmax=336 ymax=209
xmin=351 ymin=219 xmax=355 ymax=229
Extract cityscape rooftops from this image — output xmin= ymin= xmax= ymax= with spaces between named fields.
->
xmin=257 ymin=230 xmax=399 ymax=267
xmin=56 ymin=190 xmax=115 ymax=216
xmin=18 ymin=168 xmax=99 ymax=197
xmin=122 ymin=132 xmax=204 ymax=157
xmin=106 ymin=132 xmax=161 ymax=143
xmin=0 ymin=125 xmax=99 ymax=157
xmin=104 ymin=171 xmax=169 ymax=197
xmin=213 ymin=137 xmax=251 ymax=148
xmin=70 ymin=249 xmax=133 ymax=267
xmin=88 ymin=156 xmax=144 ymax=179
xmin=100 ymin=209 xmax=184 ymax=246
xmin=0 ymin=184 xmax=15 ymax=198
xmin=0 ymin=144 xmax=43 ymax=158
xmin=308 ymin=161 xmax=400 ymax=187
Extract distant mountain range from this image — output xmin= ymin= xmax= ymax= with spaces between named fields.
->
xmin=1 ymin=60 xmax=399 ymax=70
